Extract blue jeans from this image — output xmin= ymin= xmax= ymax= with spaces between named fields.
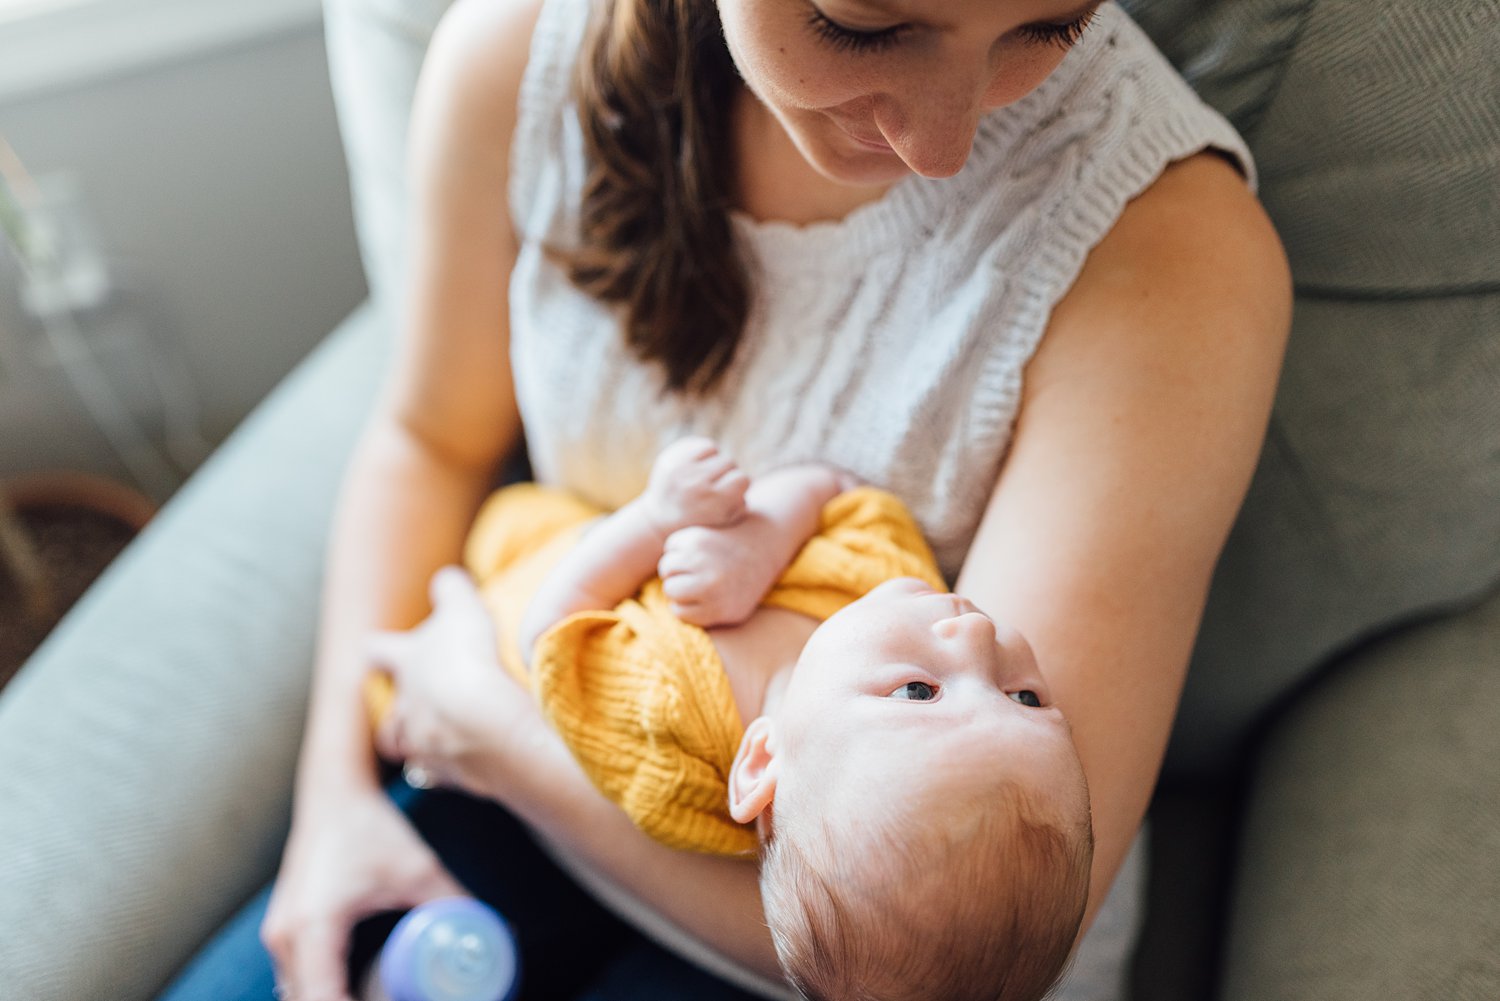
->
xmin=158 ymin=780 xmax=764 ymax=1001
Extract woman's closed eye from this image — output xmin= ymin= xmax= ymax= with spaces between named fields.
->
xmin=804 ymin=3 xmax=1101 ymax=56
xmin=888 ymin=680 xmax=938 ymax=701
xmin=805 ymin=8 xmax=907 ymax=54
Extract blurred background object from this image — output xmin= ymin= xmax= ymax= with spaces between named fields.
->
xmin=0 ymin=0 xmax=365 ymax=680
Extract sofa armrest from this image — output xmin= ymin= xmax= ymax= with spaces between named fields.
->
xmin=0 ymin=304 xmax=389 ymax=1001
xmin=1221 ymin=581 xmax=1500 ymax=1000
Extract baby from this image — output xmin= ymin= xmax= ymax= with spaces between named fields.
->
xmin=375 ymin=438 xmax=1094 ymax=1001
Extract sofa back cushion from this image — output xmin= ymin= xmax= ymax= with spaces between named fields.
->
xmin=1118 ymin=0 xmax=1500 ymax=772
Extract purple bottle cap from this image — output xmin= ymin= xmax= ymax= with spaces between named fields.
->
xmin=378 ymin=897 xmax=519 ymax=1001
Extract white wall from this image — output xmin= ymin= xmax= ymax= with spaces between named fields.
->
xmin=0 ymin=11 xmax=366 ymax=498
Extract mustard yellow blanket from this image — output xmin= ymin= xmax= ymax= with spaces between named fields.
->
xmin=374 ymin=482 xmax=944 ymax=856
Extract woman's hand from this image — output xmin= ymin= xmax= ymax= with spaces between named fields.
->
xmin=368 ymin=566 xmax=544 ymax=795
xmin=261 ymin=788 xmax=466 ymax=1001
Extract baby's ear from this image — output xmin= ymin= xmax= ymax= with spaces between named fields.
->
xmin=728 ymin=716 xmax=779 ymax=824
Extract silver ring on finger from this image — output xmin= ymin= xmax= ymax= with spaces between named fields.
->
xmin=403 ymin=763 xmax=434 ymax=790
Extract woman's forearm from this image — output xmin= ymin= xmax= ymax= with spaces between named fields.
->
xmin=292 ymin=416 xmax=504 ymax=808
xmin=477 ymin=719 xmax=782 ymax=980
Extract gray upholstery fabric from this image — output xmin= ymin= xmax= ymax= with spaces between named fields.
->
xmin=0 ymin=306 xmax=389 ymax=1001
xmin=1142 ymin=0 xmax=1500 ymax=774
xmin=1255 ymin=0 xmax=1500 ymax=295
xmin=1220 ymin=582 xmax=1500 ymax=1000
xmin=1174 ymin=290 xmax=1500 ymax=773
xmin=1119 ymin=0 xmax=1317 ymax=139
xmin=323 ymin=0 xmax=453 ymax=306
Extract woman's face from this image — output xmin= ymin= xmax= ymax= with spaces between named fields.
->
xmin=717 ymin=0 xmax=1104 ymax=184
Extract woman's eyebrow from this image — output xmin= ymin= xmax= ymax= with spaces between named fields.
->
xmin=823 ymin=0 xmax=906 ymax=17
xmin=1050 ymin=0 xmax=1107 ymax=23
xmin=822 ymin=0 xmax=1105 ymax=26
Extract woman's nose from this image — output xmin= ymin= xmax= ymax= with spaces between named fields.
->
xmin=882 ymin=62 xmax=991 ymax=178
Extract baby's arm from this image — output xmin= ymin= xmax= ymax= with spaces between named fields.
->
xmin=657 ymin=462 xmax=857 ymax=627
xmin=517 ymin=437 xmax=749 ymax=659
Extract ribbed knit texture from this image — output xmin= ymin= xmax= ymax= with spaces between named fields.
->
xmin=507 ymin=0 xmax=1254 ymax=583
xmin=459 ymin=484 xmax=945 ymax=856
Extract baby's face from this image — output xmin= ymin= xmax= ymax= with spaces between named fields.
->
xmin=771 ymin=577 xmax=1086 ymax=823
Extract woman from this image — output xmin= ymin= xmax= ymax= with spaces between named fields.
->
xmin=164 ymin=0 xmax=1290 ymax=997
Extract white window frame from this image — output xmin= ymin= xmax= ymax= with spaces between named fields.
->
xmin=0 ymin=0 xmax=322 ymax=103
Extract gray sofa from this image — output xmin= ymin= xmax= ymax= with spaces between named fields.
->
xmin=0 ymin=1 xmax=1495 ymax=999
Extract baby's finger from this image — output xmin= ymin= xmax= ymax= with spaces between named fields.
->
xmin=669 ymin=598 xmax=709 ymax=624
xmin=692 ymin=454 xmax=737 ymax=485
xmin=659 ymin=436 xmax=718 ymax=468
xmin=656 ymin=547 xmax=698 ymax=581
xmin=661 ymin=572 xmax=707 ymax=602
xmin=712 ymin=471 xmax=750 ymax=516
xmin=714 ymin=466 xmax=750 ymax=493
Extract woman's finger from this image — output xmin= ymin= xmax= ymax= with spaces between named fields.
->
xmin=371 ymin=703 xmax=406 ymax=763
xmin=365 ymin=629 xmax=415 ymax=673
xmin=429 ymin=564 xmax=477 ymax=607
xmin=432 ymin=567 xmax=500 ymax=653
xmin=280 ymin=916 xmax=356 ymax=1001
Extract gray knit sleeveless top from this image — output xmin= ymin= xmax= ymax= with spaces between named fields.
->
xmin=507 ymin=0 xmax=1254 ymax=581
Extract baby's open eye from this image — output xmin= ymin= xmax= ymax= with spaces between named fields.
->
xmin=889 ymin=681 xmax=938 ymax=701
xmin=1008 ymin=690 xmax=1042 ymax=708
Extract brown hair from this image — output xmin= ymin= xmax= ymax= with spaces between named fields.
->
xmin=761 ymin=786 xmax=1093 ymax=1001
xmin=558 ymin=0 xmax=748 ymax=395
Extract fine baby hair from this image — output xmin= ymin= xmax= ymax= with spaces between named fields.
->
xmin=763 ymin=789 xmax=1093 ymax=1001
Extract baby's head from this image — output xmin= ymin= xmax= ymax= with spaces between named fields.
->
xmin=729 ymin=578 xmax=1094 ymax=1001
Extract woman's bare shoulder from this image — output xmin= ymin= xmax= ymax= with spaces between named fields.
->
xmin=431 ymin=0 xmax=546 ymax=87
xmin=417 ymin=0 xmax=547 ymax=161
xmin=388 ymin=0 xmax=546 ymax=469
xmin=1064 ymin=152 xmax=1288 ymax=350
xmin=1031 ymin=149 xmax=1292 ymax=408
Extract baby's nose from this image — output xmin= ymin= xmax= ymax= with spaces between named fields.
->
xmin=933 ymin=607 xmax=999 ymax=647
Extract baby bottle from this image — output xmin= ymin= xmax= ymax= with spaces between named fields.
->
xmin=378 ymin=897 xmax=520 ymax=1001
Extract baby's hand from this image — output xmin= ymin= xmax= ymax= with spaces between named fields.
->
xmin=657 ymin=516 xmax=785 ymax=628
xmin=643 ymin=436 xmax=750 ymax=536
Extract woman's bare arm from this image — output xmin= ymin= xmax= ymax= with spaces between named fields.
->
xmin=263 ymin=0 xmax=538 ymax=996
xmin=480 ymin=706 xmax=782 ymax=976
xmin=955 ymin=152 xmax=1292 ymax=927
xmin=366 ymin=568 xmax=784 ymax=980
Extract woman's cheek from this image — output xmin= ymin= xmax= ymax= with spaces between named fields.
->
xmin=718 ymin=0 xmax=862 ymax=110
xmin=986 ymin=45 xmax=1072 ymax=106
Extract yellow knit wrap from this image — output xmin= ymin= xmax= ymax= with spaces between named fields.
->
xmin=374 ymin=482 xmax=945 ymax=857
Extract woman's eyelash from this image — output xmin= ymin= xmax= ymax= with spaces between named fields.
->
xmin=806 ymin=9 xmax=907 ymax=54
xmin=1015 ymin=12 xmax=1099 ymax=50
xmin=806 ymin=8 xmax=1098 ymax=56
